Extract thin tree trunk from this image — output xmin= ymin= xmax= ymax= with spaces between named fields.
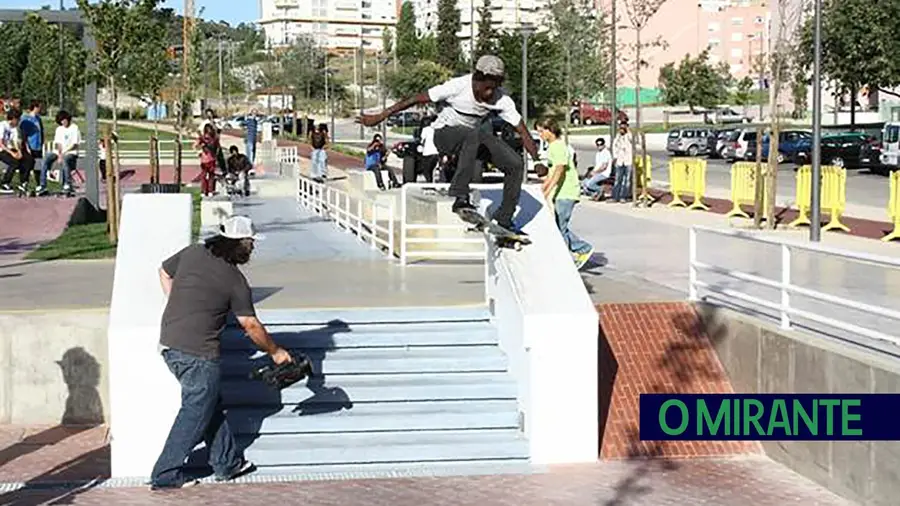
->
xmin=753 ymin=125 xmax=765 ymax=227
xmin=633 ymin=28 xmax=642 ymax=204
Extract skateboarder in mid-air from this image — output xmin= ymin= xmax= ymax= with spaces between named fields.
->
xmin=357 ymin=55 xmax=548 ymax=235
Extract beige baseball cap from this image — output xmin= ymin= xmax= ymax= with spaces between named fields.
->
xmin=475 ymin=55 xmax=505 ymax=78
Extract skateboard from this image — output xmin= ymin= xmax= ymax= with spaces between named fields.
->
xmin=249 ymin=351 xmax=314 ymax=389
xmin=457 ymin=208 xmax=532 ymax=251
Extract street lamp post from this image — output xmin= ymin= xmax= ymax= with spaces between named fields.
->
xmin=59 ymin=0 xmax=65 ymax=109
xmin=520 ymin=23 xmax=533 ymax=165
xmin=609 ymin=0 xmax=617 ymax=149
xmin=810 ymin=0 xmax=823 ymax=241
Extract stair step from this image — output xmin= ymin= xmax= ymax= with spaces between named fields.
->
xmin=222 ymin=372 xmax=517 ymax=405
xmin=226 ymin=399 xmax=520 ymax=434
xmin=254 ymin=306 xmax=491 ymax=325
xmin=221 ymin=321 xmax=497 ymax=351
xmin=188 ymin=459 xmax=537 ymax=481
xmin=231 ymin=429 xmax=527 ymax=466
xmin=221 ymin=346 xmax=508 ymax=376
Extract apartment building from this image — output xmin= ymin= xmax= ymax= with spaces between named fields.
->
xmin=259 ymin=0 xmax=399 ymax=53
xmin=413 ymin=0 xmax=551 ymax=55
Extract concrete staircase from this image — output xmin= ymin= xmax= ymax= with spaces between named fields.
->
xmin=189 ymin=306 xmax=529 ymax=478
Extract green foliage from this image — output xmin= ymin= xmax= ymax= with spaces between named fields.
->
xmin=658 ymin=50 xmax=732 ymax=111
xmin=798 ymin=0 xmax=900 ymax=97
xmin=397 ymin=2 xmax=419 ymax=63
xmin=0 ymin=15 xmax=86 ymax=110
xmin=496 ymin=31 xmax=565 ymax=119
xmin=474 ymin=0 xmax=498 ymax=59
xmin=732 ymin=76 xmax=754 ymax=107
xmin=385 ymin=60 xmax=452 ymax=100
xmin=549 ymin=0 xmax=609 ymax=103
xmin=436 ymin=0 xmax=462 ymax=71
xmin=382 ymin=28 xmax=394 ymax=56
xmin=418 ymin=34 xmax=439 ymax=63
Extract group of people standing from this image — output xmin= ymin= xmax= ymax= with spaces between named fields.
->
xmin=0 ymin=101 xmax=82 ymax=197
xmin=581 ymin=121 xmax=635 ymax=203
xmin=194 ymin=108 xmax=254 ymax=198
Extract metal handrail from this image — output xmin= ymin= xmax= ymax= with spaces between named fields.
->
xmin=297 ymin=174 xmax=394 ymax=258
xmin=399 ymin=182 xmax=507 ymax=266
xmin=689 ymin=225 xmax=900 ymax=348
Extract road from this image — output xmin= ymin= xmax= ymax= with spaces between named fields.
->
xmin=569 ymin=141 xmax=894 ymax=213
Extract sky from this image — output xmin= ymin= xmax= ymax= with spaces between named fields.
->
xmin=3 ymin=1 xmax=259 ymax=26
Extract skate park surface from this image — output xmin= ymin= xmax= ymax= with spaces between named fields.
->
xmin=0 ymin=148 xmax=897 ymax=504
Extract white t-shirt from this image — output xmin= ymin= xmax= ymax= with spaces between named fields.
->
xmin=54 ymin=124 xmax=81 ymax=156
xmin=428 ymin=75 xmax=522 ymax=130
xmin=420 ymin=126 xmax=438 ymax=156
xmin=0 ymin=121 xmax=21 ymax=152
xmin=594 ymin=149 xmax=612 ymax=178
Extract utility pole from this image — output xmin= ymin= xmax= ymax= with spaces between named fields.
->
xmin=609 ymin=0 xmax=617 ymax=148
xmin=218 ymin=37 xmax=224 ymax=102
xmin=520 ymin=24 xmax=533 ymax=165
xmin=470 ymin=0 xmax=475 ymax=68
xmin=59 ymin=0 xmax=65 ymax=110
xmin=179 ymin=0 xmax=195 ymax=187
xmin=810 ymin=0 xmax=823 ymax=241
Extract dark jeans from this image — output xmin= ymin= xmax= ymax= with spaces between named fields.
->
xmin=0 ymin=151 xmax=28 ymax=187
xmin=433 ymin=124 xmax=524 ymax=226
xmin=611 ymin=164 xmax=632 ymax=201
xmin=40 ymin=153 xmax=78 ymax=188
xmin=150 ymin=348 xmax=242 ymax=487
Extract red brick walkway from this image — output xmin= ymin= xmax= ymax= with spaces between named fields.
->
xmin=0 ymin=198 xmax=77 ymax=261
xmin=598 ymin=302 xmax=761 ymax=459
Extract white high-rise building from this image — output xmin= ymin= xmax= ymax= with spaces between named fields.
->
xmin=259 ymin=0 xmax=399 ymax=53
xmin=412 ymin=0 xmax=551 ymax=54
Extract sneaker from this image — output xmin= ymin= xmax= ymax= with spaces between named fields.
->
xmin=0 ymin=185 xmax=12 ymax=194
xmin=215 ymin=459 xmax=256 ymax=482
xmin=149 ymin=479 xmax=200 ymax=491
xmin=34 ymin=186 xmax=48 ymax=196
xmin=16 ymin=184 xmax=27 ymax=194
xmin=574 ymin=246 xmax=595 ymax=270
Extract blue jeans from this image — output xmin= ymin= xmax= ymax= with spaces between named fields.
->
xmin=311 ymin=148 xmax=327 ymax=179
xmin=555 ymin=199 xmax=592 ymax=255
xmin=611 ymin=164 xmax=632 ymax=201
xmin=40 ymin=153 xmax=78 ymax=188
xmin=582 ymin=172 xmax=610 ymax=197
xmin=245 ymin=138 xmax=256 ymax=164
xmin=150 ymin=348 xmax=242 ymax=487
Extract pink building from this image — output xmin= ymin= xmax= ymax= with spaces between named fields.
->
xmin=596 ymin=0 xmax=771 ymax=94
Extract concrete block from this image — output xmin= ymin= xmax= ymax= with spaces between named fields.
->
xmin=759 ymin=327 xmax=794 ymax=393
xmin=792 ymin=339 xmax=829 ymax=394
xmin=830 ymin=441 xmax=872 ymax=503
xmin=718 ymin=314 xmax=761 ymax=394
xmin=872 ymin=441 xmax=900 ymax=506
xmin=200 ymin=200 xmax=233 ymax=228
xmin=829 ymin=353 xmax=872 ymax=394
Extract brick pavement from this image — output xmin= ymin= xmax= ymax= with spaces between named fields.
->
xmin=0 ymin=198 xmax=77 ymax=262
xmin=598 ymin=302 xmax=762 ymax=459
xmin=0 ymin=455 xmax=854 ymax=505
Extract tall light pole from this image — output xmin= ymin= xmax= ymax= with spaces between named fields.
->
xmin=520 ymin=23 xmax=533 ymax=165
xmin=609 ymin=0 xmax=617 ymax=148
xmin=810 ymin=0 xmax=823 ymax=241
xmin=470 ymin=0 xmax=475 ymax=68
xmin=59 ymin=0 xmax=65 ymax=110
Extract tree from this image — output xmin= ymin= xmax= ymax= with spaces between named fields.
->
xmin=436 ymin=0 xmax=462 ymax=71
xmin=76 ymin=0 xmax=167 ymax=134
xmin=496 ymin=30 xmax=566 ymax=119
xmin=396 ymin=1 xmax=419 ymax=63
xmin=658 ymin=50 xmax=731 ymax=112
xmin=798 ymin=0 xmax=900 ymax=127
xmin=418 ymin=34 xmax=439 ymax=63
xmin=382 ymin=28 xmax=394 ymax=57
xmin=474 ymin=0 xmax=498 ymax=59
xmin=385 ymin=60 xmax=452 ymax=100
xmin=621 ymin=0 xmax=668 ymax=130
xmin=549 ymin=0 xmax=608 ymax=133
xmin=733 ymin=76 xmax=755 ymax=115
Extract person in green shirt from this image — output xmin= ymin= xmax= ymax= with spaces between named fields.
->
xmin=537 ymin=118 xmax=594 ymax=270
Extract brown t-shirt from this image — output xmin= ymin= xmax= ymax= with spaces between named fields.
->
xmin=159 ymin=243 xmax=256 ymax=360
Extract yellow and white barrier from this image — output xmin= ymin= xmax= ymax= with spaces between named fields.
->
xmin=789 ymin=165 xmax=850 ymax=233
xmin=634 ymin=154 xmax=652 ymax=205
xmin=727 ymin=161 xmax=770 ymax=220
xmin=884 ymin=171 xmax=900 ymax=242
xmin=668 ymin=157 xmax=709 ymax=211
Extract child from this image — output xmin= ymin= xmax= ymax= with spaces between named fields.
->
xmin=195 ymin=123 xmax=220 ymax=197
xmin=537 ymin=117 xmax=594 ymax=270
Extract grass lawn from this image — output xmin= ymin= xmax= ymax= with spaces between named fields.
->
xmin=25 ymin=186 xmax=202 ymax=261
xmin=72 ymin=120 xmax=181 ymax=143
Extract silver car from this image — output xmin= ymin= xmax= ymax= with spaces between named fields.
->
xmin=666 ymin=128 xmax=713 ymax=157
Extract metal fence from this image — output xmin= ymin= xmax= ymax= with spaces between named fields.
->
xmin=297 ymin=174 xmax=395 ymax=258
xmin=689 ymin=225 xmax=900 ymax=349
xmin=399 ymin=183 xmax=505 ymax=266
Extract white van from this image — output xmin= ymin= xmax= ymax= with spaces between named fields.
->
xmin=879 ymin=122 xmax=900 ymax=168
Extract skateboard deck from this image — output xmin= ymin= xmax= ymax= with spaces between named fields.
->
xmin=457 ymin=208 xmax=532 ymax=251
xmin=249 ymin=351 xmax=314 ymax=389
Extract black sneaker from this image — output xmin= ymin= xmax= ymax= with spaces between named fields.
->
xmin=495 ymin=220 xmax=527 ymax=237
xmin=215 ymin=459 xmax=256 ymax=482
xmin=149 ymin=479 xmax=200 ymax=491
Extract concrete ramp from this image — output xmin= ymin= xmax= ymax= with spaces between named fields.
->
xmin=597 ymin=301 xmax=763 ymax=459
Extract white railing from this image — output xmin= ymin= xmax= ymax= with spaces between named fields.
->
xmin=277 ymin=146 xmax=299 ymax=165
xmin=297 ymin=174 xmax=395 ymax=258
xmin=399 ymin=182 xmax=506 ymax=266
xmin=689 ymin=225 xmax=900 ymax=348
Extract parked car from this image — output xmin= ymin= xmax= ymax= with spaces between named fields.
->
xmin=721 ymin=128 xmax=757 ymax=161
xmin=879 ymin=122 xmax=900 ymax=172
xmin=666 ymin=127 xmax=713 ymax=156
xmin=570 ymin=101 xmax=628 ymax=126
xmin=704 ymin=107 xmax=753 ymax=125
xmin=706 ymin=128 xmax=736 ymax=158
xmin=792 ymin=133 xmax=879 ymax=169
xmin=746 ymin=129 xmax=812 ymax=163
xmin=386 ymin=111 xmax=423 ymax=128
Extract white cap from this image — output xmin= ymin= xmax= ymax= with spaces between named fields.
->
xmin=220 ymin=215 xmax=264 ymax=241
